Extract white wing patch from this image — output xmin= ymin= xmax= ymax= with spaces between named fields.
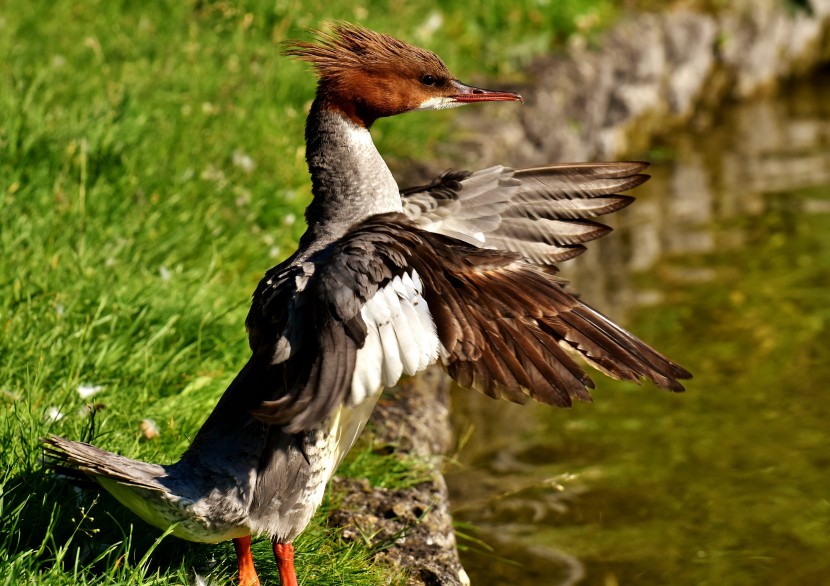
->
xmin=350 ymin=271 xmax=440 ymax=406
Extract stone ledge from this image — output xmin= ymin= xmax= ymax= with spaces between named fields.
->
xmin=454 ymin=0 xmax=830 ymax=167
xmin=330 ymin=367 xmax=469 ymax=585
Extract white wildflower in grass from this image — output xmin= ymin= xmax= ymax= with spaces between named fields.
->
xmin=159 ymin=266 xmax=171 ymax=282
xmin=232 ymin=150 xmax=256 ymax=173
xmin=77 ymin=384 xmax=103 ymax=399
xmin=269 ymin=246 xmax=281 ymax=259
xmin=140 ymin=418 xmax=160 ymax=440
xmin=417 ymin=11 xmax=444 ymax=39
xmin=46 ymin=407 xmax=64 ymax=422
xmin=282 ymin=213 xmax=296 ymax=227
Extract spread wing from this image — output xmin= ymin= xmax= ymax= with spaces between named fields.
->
xmin=401 ymin=162 xmax=646 ymax=264
xmin=246 ymin=214 xmax=689 ymax=433
xmin=393 ymin=219 xmax=690 ymax=406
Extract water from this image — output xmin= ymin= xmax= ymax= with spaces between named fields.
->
xmin=446 ymin=71 xmax=830 ymax=586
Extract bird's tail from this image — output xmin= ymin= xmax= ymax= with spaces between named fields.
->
xmin=42 ymin=435 xmax=165 ymax=492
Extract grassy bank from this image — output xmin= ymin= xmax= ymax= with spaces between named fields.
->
xmin=1 ymin=1 xmax=615 ymax=583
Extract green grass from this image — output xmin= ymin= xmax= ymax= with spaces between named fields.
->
xmin=1 ymin=0 xmax=619 ymax=583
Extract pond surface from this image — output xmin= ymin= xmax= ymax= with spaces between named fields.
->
xmin=446 ymin=71 xmax=830 ymax=586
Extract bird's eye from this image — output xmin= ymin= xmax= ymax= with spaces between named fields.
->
xmin=421 ymin=75 xmax=437 ymax=86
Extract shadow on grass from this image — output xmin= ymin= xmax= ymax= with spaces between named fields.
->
xmin=2 ymin=466 xmax=235 ymax=583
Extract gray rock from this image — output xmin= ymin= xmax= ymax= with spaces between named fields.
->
xmin=453 ymin=1 xmax=830 ymax=167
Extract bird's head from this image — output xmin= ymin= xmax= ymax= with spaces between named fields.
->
xmin=284 ymin=22 xmax=522 ymax=127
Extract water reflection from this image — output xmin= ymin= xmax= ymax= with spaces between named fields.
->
xmin=447 ymin=71 xmax=830 ymax=586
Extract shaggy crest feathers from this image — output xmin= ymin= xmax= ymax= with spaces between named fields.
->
xmin=283 ymin=22 xmax=451 ymax=85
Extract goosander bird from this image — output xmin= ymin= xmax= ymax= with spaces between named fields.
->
xmin=44 ymin=22 xmax=691 ymax=586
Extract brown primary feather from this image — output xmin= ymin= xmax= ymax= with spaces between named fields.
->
xmin=514 ymin=161 xmax=649 ymax=180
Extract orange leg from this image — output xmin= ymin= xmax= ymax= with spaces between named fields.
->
xmin=233 ymin=535 xmax=261 ymax=586
xmin=273 ymin=542 xmax=299 ymax=586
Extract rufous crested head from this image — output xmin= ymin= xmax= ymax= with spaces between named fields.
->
xmin=284 ymin=22 xmax=522 ymax=127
